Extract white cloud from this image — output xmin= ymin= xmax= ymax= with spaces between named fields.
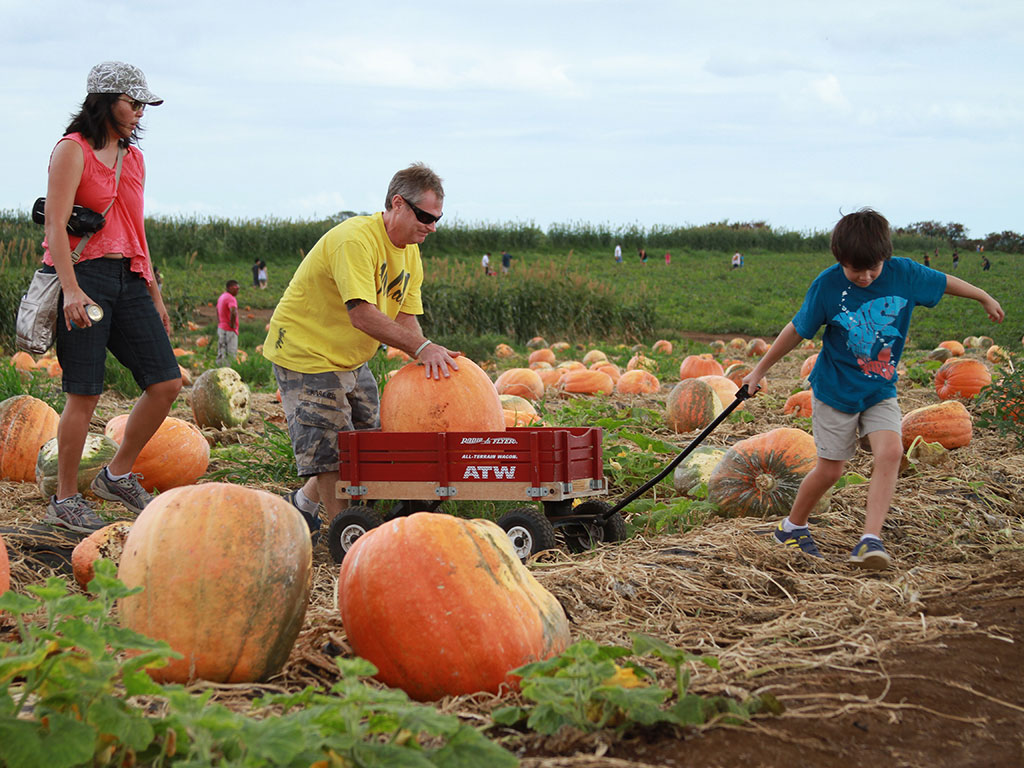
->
xmin=810 ymin=74 xmax=850 ymax=112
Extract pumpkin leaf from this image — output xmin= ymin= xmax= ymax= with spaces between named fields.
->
xmin=833 ymin=472 xmax=869 ymax=490
xmin=618 ymin=431 xmax=680 ymax=454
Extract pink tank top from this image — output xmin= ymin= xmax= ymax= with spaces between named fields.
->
xmin=42 ymin=132 xmax=154 ymax=284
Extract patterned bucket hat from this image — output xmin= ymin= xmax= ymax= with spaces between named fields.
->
xmin=86 ymin=61 xmax=163 ymax=105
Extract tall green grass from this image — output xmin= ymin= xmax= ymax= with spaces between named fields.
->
xmin=422 ymin=257 xmax=655 ymax=343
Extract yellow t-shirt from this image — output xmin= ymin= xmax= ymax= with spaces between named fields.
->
xmin=263 ymin=213 xmax=424 ymax=372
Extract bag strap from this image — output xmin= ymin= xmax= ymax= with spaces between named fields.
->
xmin=70 ymin=146 xmax=125 ymax=263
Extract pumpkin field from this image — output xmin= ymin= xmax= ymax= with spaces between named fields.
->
xmin=1 ymin=238 xmax=1023 ymax=768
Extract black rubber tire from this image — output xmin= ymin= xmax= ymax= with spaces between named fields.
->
xmin=327 ymin=505 xmax=384 ymax=564
xmin=497 ymin=506 xmax=558 ymax=561
xmin=386 ymin=500 xmax=441 ymax=519
xmin=562 ymin=500 xmax=628 ymax=553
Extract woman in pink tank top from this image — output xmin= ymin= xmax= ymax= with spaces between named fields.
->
xmin=40 ymin=62 xmax=182 ymax=534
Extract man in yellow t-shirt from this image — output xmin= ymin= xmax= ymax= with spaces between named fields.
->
xmin=264 ymin=163 xmax=460 ymax=535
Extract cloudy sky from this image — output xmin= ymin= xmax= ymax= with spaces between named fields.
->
xmin=3 ymin=0 xmax=1021 ymax=239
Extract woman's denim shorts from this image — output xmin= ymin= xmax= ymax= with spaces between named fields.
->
xmin=50 ymin=259 xmax=180 ymax=396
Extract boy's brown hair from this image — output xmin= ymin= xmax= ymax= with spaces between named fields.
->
xmin=831 ymin=208 xmax=893 ymax=270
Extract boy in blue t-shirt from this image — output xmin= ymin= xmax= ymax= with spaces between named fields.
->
xmin=743 ymin=209 xmax=1004 ymax=570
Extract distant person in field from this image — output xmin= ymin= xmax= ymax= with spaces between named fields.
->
xmin=742 ymin=208 xmax=1004 ymax=571
xmin=481 ymin=251 xmax=490 ymax=275
xmin=257 ymin=260 xmax=268 ymax=289
xmin=614 ymin=243 xmax=622 ymax=264
xmin=501 ymin=249 xmax=512 ymax=274
xmin=252 ymin=257 xmax=261 ymax=287
xmin=639 ymin=247 xmax=648 ymax=264
xmin=731 ymin=252 xmax=742 ymax=269
xmin=951 ymin=250 xmax=959 ymax=270
xmin=264 ymin=163 xmax=460 ymax=539
xmin=923 ymin=252 xmax=930 ymax=267
xmin=982 ymin=254 xmax=991 ymax=271
xmin=216 ymin=280 xmax=240 ymax=366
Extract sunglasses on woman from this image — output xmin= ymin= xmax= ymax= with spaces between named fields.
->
xmin=401 ymin=196 xmax=442 ymax=225
xmin=118 ymin=96 xmax=146 ymax=113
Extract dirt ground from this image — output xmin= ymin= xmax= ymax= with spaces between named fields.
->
xmin=557 ymin=574 xmax=1024 ymax=768
xmin=2 ymin=342 xmax=1022 ymax=768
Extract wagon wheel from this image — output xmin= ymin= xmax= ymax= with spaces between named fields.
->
xmin=561 ymin=500 xmax=628 ymax=553
xmin=497 ymin=507 xmax=557 ymax=561
xmin=386 ymin=499 xmax=442 ymax=520
xmin=327 ymin=505 xmax=384 ymax=564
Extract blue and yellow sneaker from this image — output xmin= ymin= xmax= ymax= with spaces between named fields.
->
xmin=772 ymin=521 xmax=822 ymax=558
xmin=849 ymin=537 xmax=891 ymax=570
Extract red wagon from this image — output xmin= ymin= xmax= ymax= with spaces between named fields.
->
xmin=328 ymin=426 xmax=625 ymax=562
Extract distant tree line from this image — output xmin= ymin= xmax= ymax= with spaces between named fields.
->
xmin=894 ymin=221 xmax=1023 ymax=253
xmin=1 ymin=211 xmax=1021 ymax=265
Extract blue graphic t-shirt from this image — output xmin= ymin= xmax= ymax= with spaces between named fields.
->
xmin=792 ymin=258 xmax=947 ymax=413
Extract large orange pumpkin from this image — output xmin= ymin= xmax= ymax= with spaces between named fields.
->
xmin=652 ymin=339 xmax=673 ymax=355
xmin=527 ymin=348 xmax=556 ymax=366
xmin=938 ymin=340 xmax=965 ymax=357
xmin=901 ymin=400 xmax=972 ymax=450
xmin=581 ymin=349 xmax=608 ymax=366
xmin=11 ymin=352 xmax=38 ymax=372
xmin=118 ymin=483 xmax=313 ymax=683
xmin=986 ymin=345 xmax=1009 ymax=365
xmin=626 ymin=354 xmax=657 ymax=373
xmin=783 ymin=390 xmax=814 ymax=417
xmin=337 ymin=513 xmax=571 ymax=701
xmin=799 ymin=353 xmax=818 ymax=379
xmin=665 ymin=379 xmax=723 ymax=433
xmin=71 ymin=521 xmax=133 ymax=590
xmin=104 ymin=415 xmax=210 ymax=492
xmin=561 ymin=369 xmax=614 ymax=395
xmin=592 ymin=361 xmax=622 ymax=383
xmin=745 ymin=338 xmax=769 ymax=357
xmin=615 ymin=369 xmax=660 ymax=395
xmin=934 ymin=358 xmax=991 ymax=401
xmin=494 ymin=368 xmax=544 ymax=401
xmin=494 ymin=343 xmax=516 ymax=359
xmin=697 ymin=375 xmax=741 ymax=410
xmin=0 ymin=395 xmax=60 ymax=483
xmin=723 ymin=362 xmax=755 ymax=389
xmin=380 ymin=358 xmax=504 ymax=432
xmin=536 ymin=368 xmax=565 ymax=388
xmin=500 ymin=394 xmax=541 ymax=427
xmin=678 ymin=354 xmax=724 ymax=380
xmin=708 ymin=427 xmax=818 ymax=517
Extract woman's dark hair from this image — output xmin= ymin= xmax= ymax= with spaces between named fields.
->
xmin=64 ymin=93 xmax=143 ymax=149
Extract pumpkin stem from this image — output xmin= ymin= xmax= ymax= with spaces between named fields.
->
xmin=754 ymin=474 xmax=778 ymax=493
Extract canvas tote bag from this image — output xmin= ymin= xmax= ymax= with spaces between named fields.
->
xmin=16 ymin=148 xmax=124 ymax=354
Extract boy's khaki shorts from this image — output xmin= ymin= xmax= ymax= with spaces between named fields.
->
xmin=810 ymin=396 xmax=902 ymax=461
xmin=273 ymin=363 xmax=380 ymax=476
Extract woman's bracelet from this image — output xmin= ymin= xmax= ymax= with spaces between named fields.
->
xmin=414 ymin=340 xmax=432 ymax=357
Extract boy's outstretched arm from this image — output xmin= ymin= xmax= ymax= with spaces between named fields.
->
xmin=945 ymin=275 xmax=1005 ymax=323
xmin=742 ymin=322 xmax=804 ymax=395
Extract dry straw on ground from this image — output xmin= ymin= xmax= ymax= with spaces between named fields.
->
xmin=1 ymin=349 xmax=1022 ymax=759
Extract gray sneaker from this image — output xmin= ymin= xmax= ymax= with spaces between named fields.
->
xmin=90 ymin=468 xmax=153 ymax=515
xmin=45 ymin=494 xmax=108 ymax=534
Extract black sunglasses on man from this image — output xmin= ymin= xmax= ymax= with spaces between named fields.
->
xmin=402 ymin=196 xmax=442 ymax=225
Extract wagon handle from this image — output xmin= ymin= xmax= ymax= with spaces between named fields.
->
xmin=602 ymin=385 xmax=753 ymax=520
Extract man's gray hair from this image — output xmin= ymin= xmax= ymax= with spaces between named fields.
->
xmin=385 ymin=163 xmax=444 ymax=209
